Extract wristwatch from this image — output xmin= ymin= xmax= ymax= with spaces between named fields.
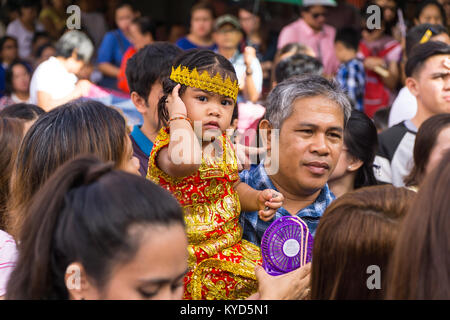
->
xmin=246 ymin=67 xmax=253 ymax=76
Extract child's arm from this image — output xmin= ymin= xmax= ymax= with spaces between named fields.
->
xmin=234 ymin=181 xmax=284 ymax=221
xmin=156 ymin=84 xmax=202 ymax=177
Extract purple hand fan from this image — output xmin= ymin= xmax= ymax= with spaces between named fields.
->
xmin=261 ymin=215 xmax=313 ymax=276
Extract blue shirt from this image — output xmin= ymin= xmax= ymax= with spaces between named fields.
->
xmin=336 ymin=58 xmax=365 ymax=112
xmin=97 ymin=29 xmax=132 ymax=67
xmin=239 ymin=161 xmax=335 ymax=247
xmin=130 ymin=125 xmax=154 ymax=177
xmin=176 ymin=37 xmax=217 ymax=51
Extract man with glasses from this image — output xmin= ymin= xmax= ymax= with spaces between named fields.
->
xmin=277 ymin=0 xmax=340 ymax=77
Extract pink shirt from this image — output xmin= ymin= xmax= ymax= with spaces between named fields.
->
xmin=0 ymin=230 xmax=17 ymax=297
xmin=277 ymin=18 xmax=340 ymax=76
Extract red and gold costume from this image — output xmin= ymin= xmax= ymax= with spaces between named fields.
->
xmin=147 ymin=127 xmax=261 ymax=300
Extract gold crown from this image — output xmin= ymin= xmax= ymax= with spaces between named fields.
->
xmin=170 ymin=65 xmax=239 ymax=101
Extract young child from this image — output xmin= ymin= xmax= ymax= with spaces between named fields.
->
xmin=334 ymin=27 xmax=365 ymax=112
xmin=147 ymin=49 xmax=284 ymax=300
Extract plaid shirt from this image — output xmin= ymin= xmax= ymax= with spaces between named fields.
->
xmin=239 ymin=162 xmax=336 ymax=247
xmin=336 ymin=58 xmax=365 ymax=112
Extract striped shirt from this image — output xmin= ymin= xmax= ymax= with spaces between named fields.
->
xmin=239 ymin=161 xmax=335 ymax=247
xmin=0 ymin=230 xmax=17 ymax=296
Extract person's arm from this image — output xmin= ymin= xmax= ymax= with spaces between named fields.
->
xmin=363 ymin=57 xmax=399 ymax=90
xmin=97 ymin=32 xmax=120 ymax=78
xmin=36 ymin=80 xmax=91 ymax=111
xmin=241 ymin=47 xmax=261 ymax=103
xmin=248 ymin=263 xmax=312 ymax=300
xmin=155 ymin=85 xmax=202 ymax=177
xmin=234 ymin=181 xmax=283 ymax=221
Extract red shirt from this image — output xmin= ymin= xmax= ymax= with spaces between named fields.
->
xmin=117 ymin=46 xmax=137 ymax=93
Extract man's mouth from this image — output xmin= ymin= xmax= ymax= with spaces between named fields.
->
xmin=304 ymin=161 xmax=330 ymax=175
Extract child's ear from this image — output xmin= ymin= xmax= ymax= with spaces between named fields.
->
xmin=131 ymin=92 xmax=148 ymax=114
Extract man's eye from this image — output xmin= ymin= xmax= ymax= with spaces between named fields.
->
xmin=328 ymin=133 xmax=342 ymax=139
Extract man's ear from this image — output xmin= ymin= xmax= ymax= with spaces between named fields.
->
xmin=65 ymin=262 xmax=99 ymax=300
xmin=131 ymin=92 xmax=148 ymax=114
xmin=405 ymin=76 xmax=419 ymax=97
xmin=259 ymin=119 xmax=273 ymax=151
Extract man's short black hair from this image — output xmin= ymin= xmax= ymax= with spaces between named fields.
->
xmin=335 ymin=27 xmax=361 ymax=51
xmin=0 ymin=103 xmax=45 ymax=120
xmin=275 ymin=53 xmax=323 ymax=83
xmin=405 ymin=41 xmax=450 ymax=78
xmin=405 ymin=23 xmax=448 ymax=58
xmin=126 ymin=42 xmax=182 ymax=101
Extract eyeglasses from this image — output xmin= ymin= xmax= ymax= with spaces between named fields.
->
xmin=311 ymin=12 xmax=327 ymax=19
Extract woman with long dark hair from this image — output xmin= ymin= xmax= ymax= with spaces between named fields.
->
xmin=328 ymin=110 xmax=378 ymax=198
xmin=6 ymin=155 xmax=187 ymax=299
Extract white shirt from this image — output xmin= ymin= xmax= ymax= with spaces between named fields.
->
xmin=229 ymin=50 xmax=263 ymax=101
xmin=6 ymin=19 xmax=44 ymax=60
xmin=30 ymin=56 xmax=78 ymax=104
xmin=0 ymin=230 xmax=17 ymax=297
xmin=388 ymin=86 xmax=417 ymax=127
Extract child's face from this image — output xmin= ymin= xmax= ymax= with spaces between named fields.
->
xmin=182 ymin=87 xmax=235 ymax=142
xmin=334 ymin=41 xmax=355 ymax=63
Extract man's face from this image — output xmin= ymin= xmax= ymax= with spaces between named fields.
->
xmin=272 ymin=96 xmax=344 ymax=195
xmin=412 ymin=54 xmax=450 ymax=115
xmin=213 ymin=24 xmax=242 ymax=50
xmin=302 ymin=6 xmax=327 ymax=31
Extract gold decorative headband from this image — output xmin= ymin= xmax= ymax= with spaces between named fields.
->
xmin=170 ymin=65 xmax=239 ymax=101
xmin=420 ymin=29 xmax=433 ymax=44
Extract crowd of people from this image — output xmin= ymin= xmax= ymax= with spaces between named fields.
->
xmin=0 ymin=0 xmax=449 ymax=300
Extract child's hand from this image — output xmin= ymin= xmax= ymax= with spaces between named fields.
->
xmin=257 ymin=189 xmax=284 ymax=222
xmin=166 ymin=84 xmax=188 ymax=118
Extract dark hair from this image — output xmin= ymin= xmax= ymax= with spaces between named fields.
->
xmin=278 ymin=42 xmax=312 ymax=57
xmin=404 ymin=113 xmax=450 ymax=187
xmin=6 ymin=155 xmax=184 ymax=299
xmin=0 ymin=36 xmax=18 ymax=62
xmin=0 ymin=103 xmax=45 ymax=120
xmin=36 ymin=42 xmax=55 ymax=59
xmin=405 ymin=23 xmax=448 ymax=58
xmin=415 ymin=0 xmax=447 ymax=25
xmin=0 ymin=118 xmax=24 ymax=230
xmin=372 ymin=106 xmax=390 ymax=132
xmin=386 ymin=150 xmax=450 ymax=299
xmin=131 ymin=16 xmax=157 ymax=40
xmin=31 ymin=31 xmax=51 ymax=47
xmin=116 ymin=0 xmax=138 ymax=13
xmin=275 ymin=53 xmax=323 ymax=83
xmin=335 ymin=27 xmax=361 ymax=51
xmin=344 ymin=110 xmax=378 ymax=189
xmin=4 ymin=60 xmax=31 ymax=95
xmin=311 ymin=185 xmax=415 ymax=300
xmin=190 ymin=1 xmax=215 ymax=18
xmin=7 ymin=100 xmax=128 ymax=238
xmin=157 ymin=49 xmax=238 ymax=127
xmin=405 ymin=41 xmax=450 ymax=77
xmin=126 ymin=42 xmax=182 ymax=101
